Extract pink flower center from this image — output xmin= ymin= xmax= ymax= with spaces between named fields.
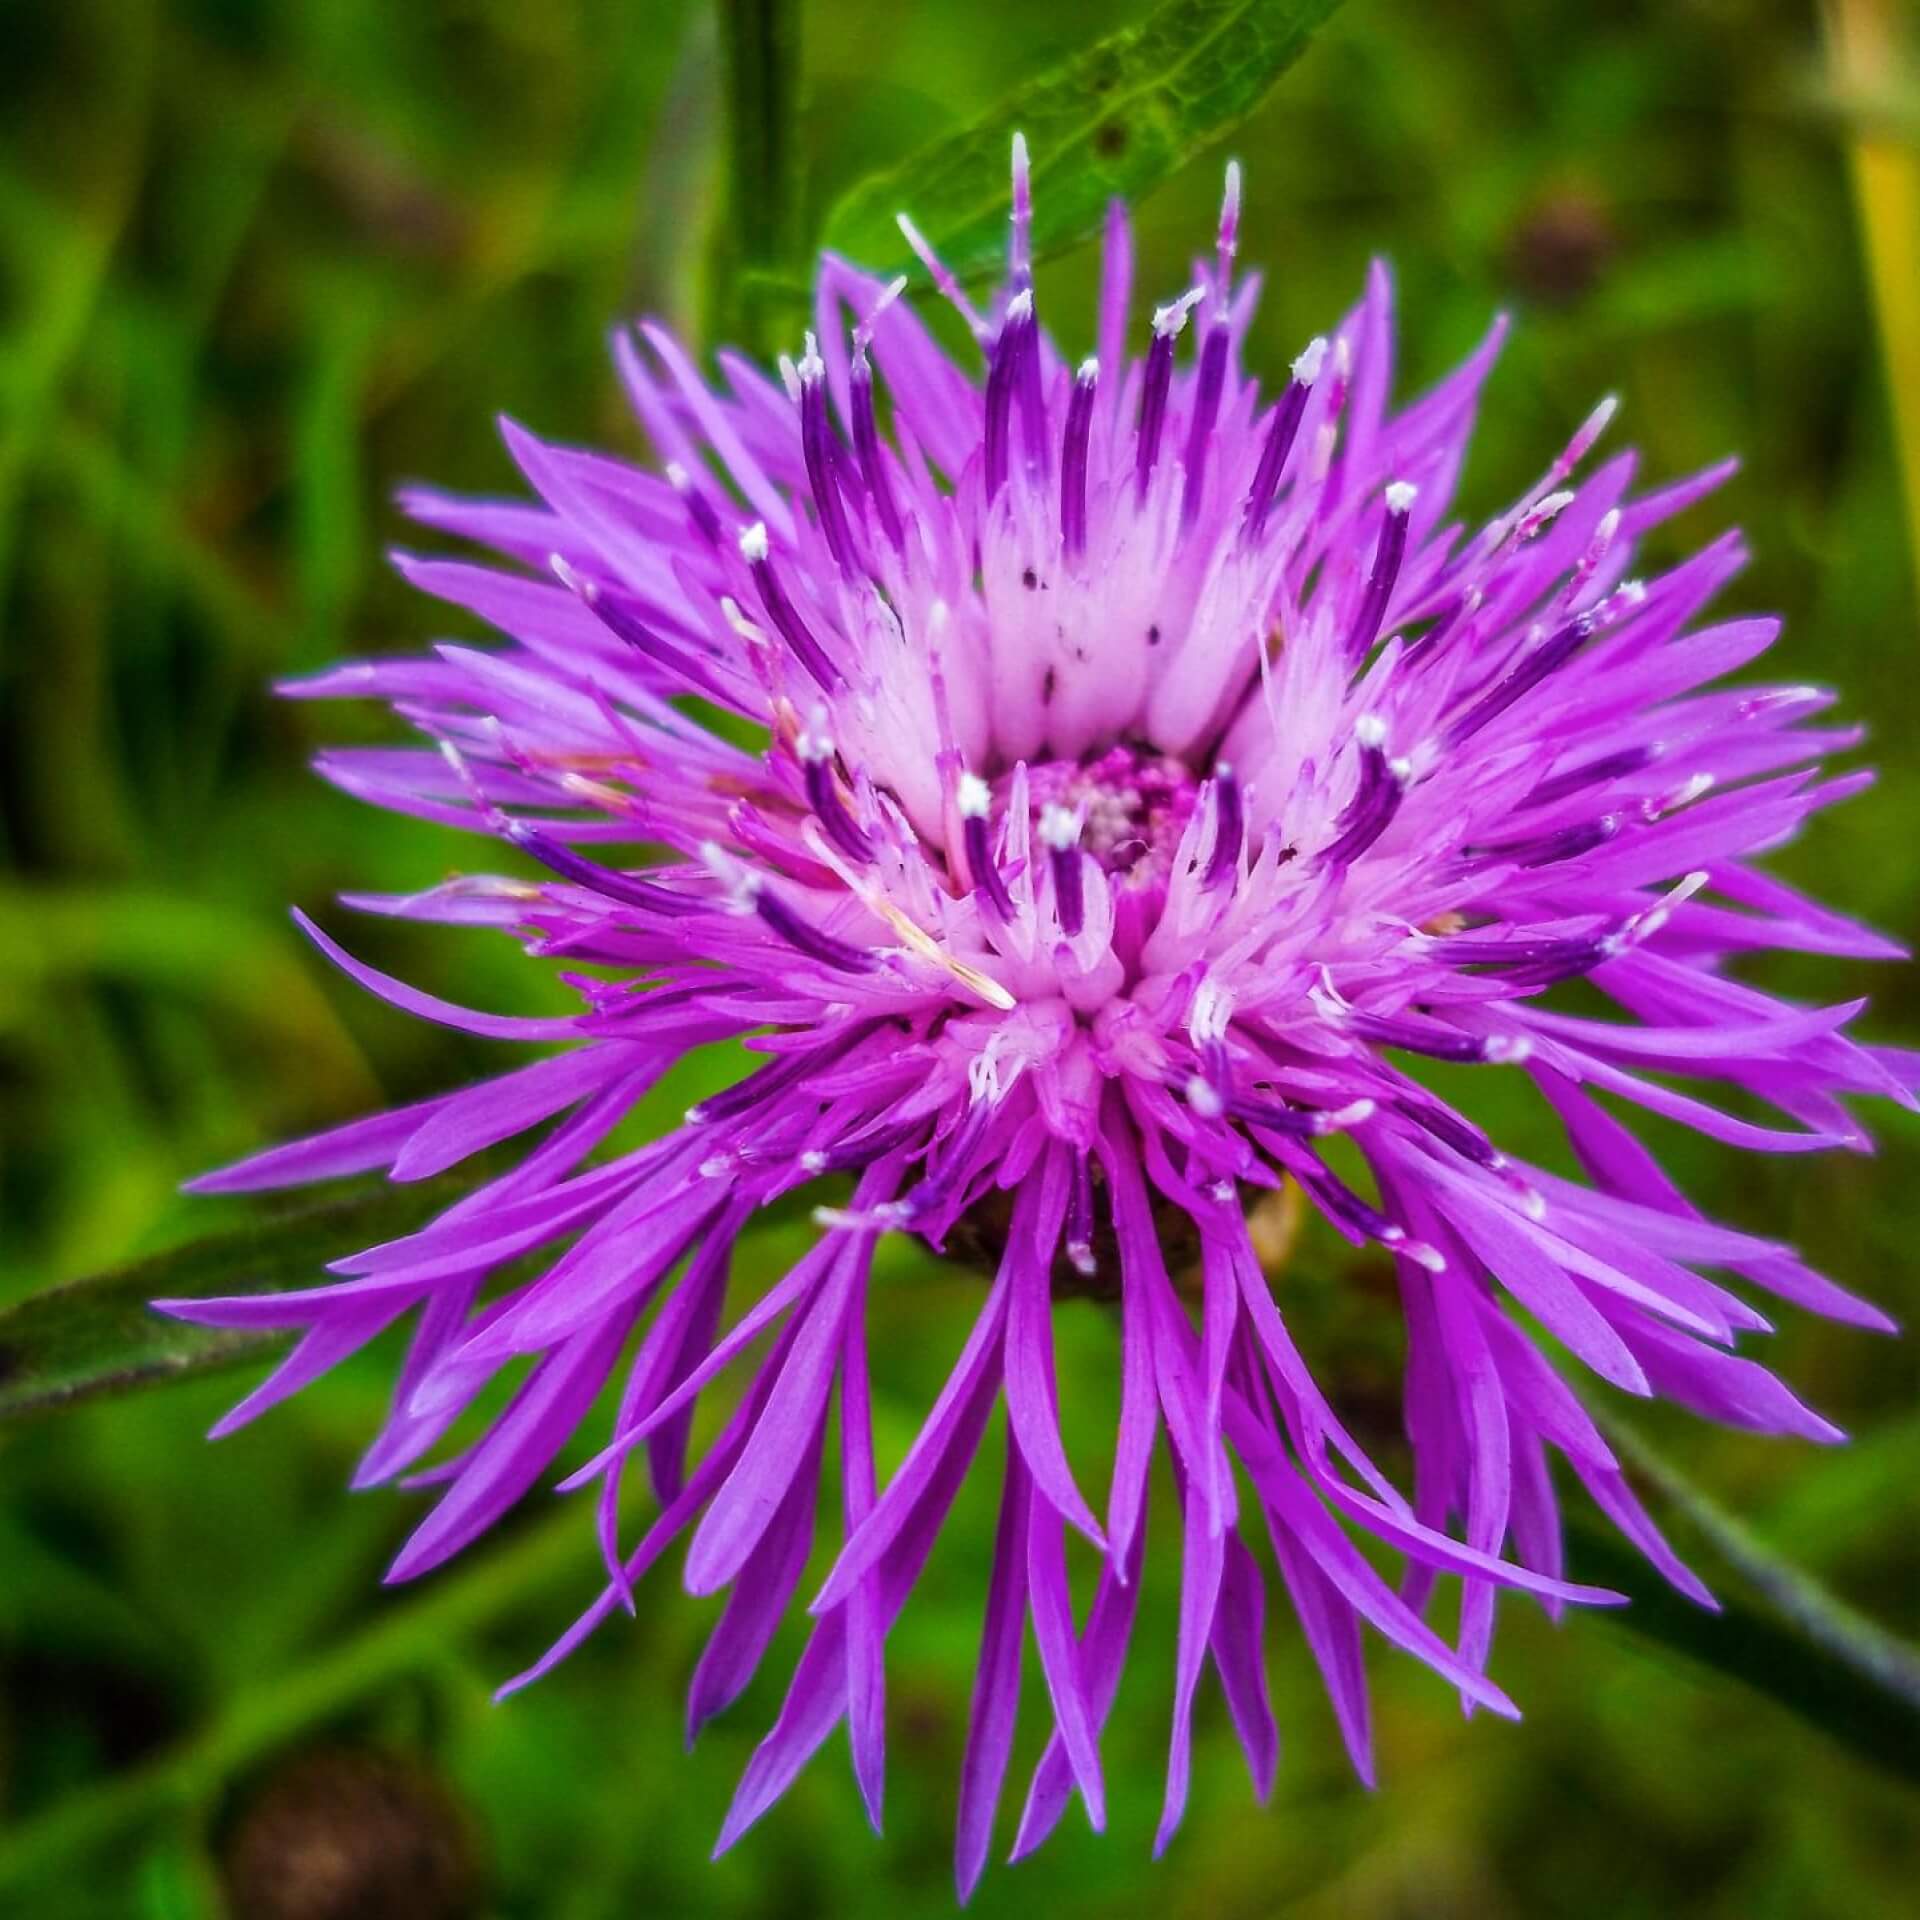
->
xmin=1002 ymin=743 xmax=1201 ymax=887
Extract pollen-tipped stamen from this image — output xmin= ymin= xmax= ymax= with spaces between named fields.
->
xmin=740 ymin=523 xmax=843 ymax=691
xmin=1061 ymin=358 xmax=1098 ymax=561
xmin=1347 ymin=481 xmax=1416 ymax=658
xmin=1039 ymin=802 xmax=1086 ymax=936
xmin=959 ymin=772 xmax=1015 ymax=919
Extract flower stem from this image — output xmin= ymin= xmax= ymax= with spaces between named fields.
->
xmin=712 ymin=0 xmax=803 ymax=358
xmin=1594 ymin=1402 xmax=1920 ymax=1718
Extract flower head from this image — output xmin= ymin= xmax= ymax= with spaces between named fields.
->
xmin=164 ymin=145 xmax=1909 ymax=1891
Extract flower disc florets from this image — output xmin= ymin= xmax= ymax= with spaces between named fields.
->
xmin=163 ymin=140 xmax=1909 ymax=1894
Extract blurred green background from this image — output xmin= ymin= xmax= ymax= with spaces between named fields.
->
xmin=3 ymin=0 xmax=1918 ymax=1914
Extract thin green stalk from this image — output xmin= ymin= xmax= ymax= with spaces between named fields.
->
xmin=1597 ymin=1407 xmax=1920 ymax=1716
xmin=712 ymin=0 xmax=802 ymax=356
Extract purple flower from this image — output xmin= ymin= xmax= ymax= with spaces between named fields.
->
xmin=163 ymin=143 xmax=1910 ymax=1891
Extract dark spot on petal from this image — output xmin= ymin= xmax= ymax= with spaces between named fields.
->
xmin=1042 ymin=667 xmax=1056 ymax=704
xmin=1022 ymin=567 xmax=1037 ymax=590
xmin=1147 ymin=624 xmax=1161 ymax=646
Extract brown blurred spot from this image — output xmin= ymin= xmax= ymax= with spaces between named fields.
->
xmin=296 ymin=120 xmax=471 ymax=263
xmin=221 ymin=1746 xmax=481 ymax=1920
xmin=1506 ymin=186 xmax=1619 ymax=307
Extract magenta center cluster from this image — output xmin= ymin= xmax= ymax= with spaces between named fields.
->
xmin=1000 ymin=743 xmax=1203 ymax=890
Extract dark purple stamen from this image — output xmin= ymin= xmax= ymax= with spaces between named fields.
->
xmin=1241 ymin=375 xmax=1310 ymax=540
xmin=1396 ymin=1093 xmax=1503 ymax=1168
xmin=963 ymin=810 xmax=1015 ymax=919
xmin=503 ymin=819 xmax=697 ymax=917
xmin=1494 ymin=941 xmax=1616 ymax=992
xmin=1431 ymin=932 xmax=1607 ymax=969
xmin=1065 ymin=1150 xmax=1095 ymax=1269
xmin=1522 ymin=744 xmax=1655 ymax=809
xmin=902 ymin=1095 xmax=997 ymax=1218
xmin=752 ymin=887 xmax=876 ymax=973
xmin=1319 ymin=738 xmax=1405 ymax=867
xmin=1401 ymin=588 xmax=1478 ymax=663
xmin=1180 ymin=321 xmax=1230 ymax=527
xmin=1013 ymin=305 xmax=1048 ymax=477
xmin=552 ymin=562 xmax=741 ymax=710
xmin=1484 ymin=814 xmax=1622 ymax=868
xmin=982 ymin=308 xmax=1022 ymax=501
xmin=806 ymin=1118 xmax=929 ymax=1175
xmin=671 ymin=469 xmax=724 ymax=546
xmin=1291 ymin=1159 xmax=1405 ymax=1249
xmin=849 ymin=352 xmax=904 ymax=551
xmin=800 ymin=360 xmax=859 ymax=577
xmin=803 ymin=751 xmax=875 ymax=864
xmin=1341 ymin=1007 xmax=1498 ymax=1064
xmin=1228 ymin=1094 xmax=1325 ymax=1138
xmin=695 ymin=1051 xmax=812 ymax=1125
xmin=745 ymin=539 xmax=843 ymax=691
xmin=1061 ymin=360 xmax=1098 ymax=560
xmin=1201 ymin=763 xmax=1243 ymax=889
xmin=1346 ymin=485 xmax=1414 ymax=659
xmin=1050 ymin=842 xmax=1086 ymax=936
xmin=1444 ymin=611 xmax=1597 ymax=748
xmin=1051 ymin=847 xmax=1086 ymax=937
xmin=1134 ymin=326 xmax=1175 ymax=499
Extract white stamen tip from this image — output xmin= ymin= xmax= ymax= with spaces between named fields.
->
xmin=800 ymin=1149 xmax=828 ymax=1173
xmin=1384 ymin=480 xmax=1418 ymax=513
xmin=548 ymin=553 xmax=594 ymax=600
xmin=738 ymin=522 xmax=770 ymax=563
xmin=1037 ymin=802 xmax=1082 ymax=851
xmin=664 ymin=462 xmax=690 ymax=491
xmin=1152 ymin=285 xmax=1208 ymax=337
xmin=1317 ymin=1098 xmax=1376 ymax=1132
xmin=1186 ymin=1074 xmax=1226 ymax=1120
xmin=1408 ymin=1241 xmax=1448 ymax=1273
xmin=1067 ymin=1239 xmax=1097 ymax=1277
xmin=1355 ymin=712 xmax=1387 ymax=748
xmin=776 ymin=355 xmax=801 ymax=403
xmin=1005 ymin=288 xmax=1034 ymax=322
xmin=1482 ymin=1035 xmax=1533 ymax=1065
xmin=1076 ymin=355 xmax=1099 ymax=384
xmin=798 ymin=331 xmax=825 ymax=381
xmin=957 ymin=771 xmax=992 ymax=819
xmin=699 ymin=1155 xmax=733 ymax=1179
xmin=1292 ymin=336 xmax=1329 ymax=384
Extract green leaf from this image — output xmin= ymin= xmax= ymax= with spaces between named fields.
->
xmin=0 ymin=1182 xmax=467 ymax=1422
xmin=821 ymin=0 xmax=1346 ymax=282
xmin=1566 ymin=1410 xmax=1920 ymax=1786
